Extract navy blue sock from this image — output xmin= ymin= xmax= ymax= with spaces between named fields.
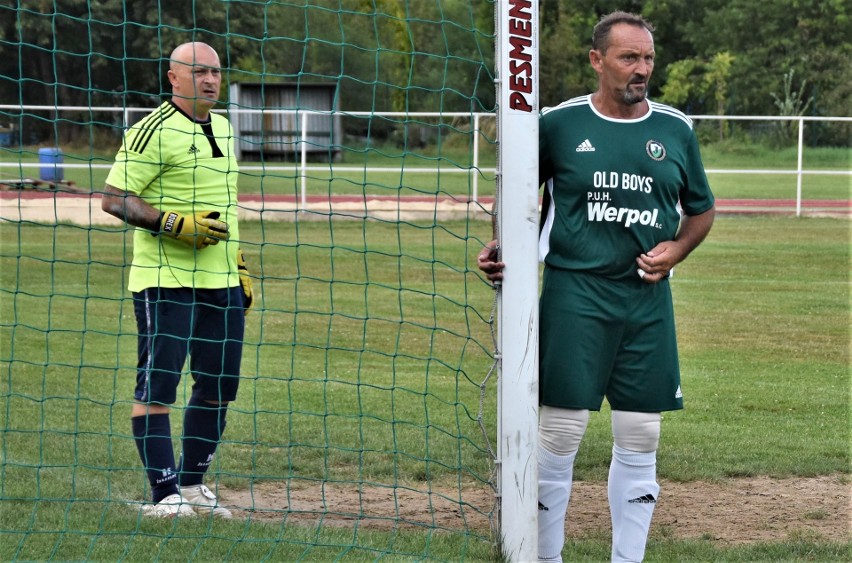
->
xmin=131 ymin=414 xmax=178 ymax=503
xmin=178 ymin=397 xmax=227 ymax=487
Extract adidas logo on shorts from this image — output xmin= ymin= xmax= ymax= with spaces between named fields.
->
xmin=575 ymin=139 xmax=595 ymax=152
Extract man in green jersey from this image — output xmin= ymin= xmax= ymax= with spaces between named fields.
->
xmin=102 ymin=42 xmax=253 ymax=519
xmin=478 ymin=12 xmax=715 ymax=562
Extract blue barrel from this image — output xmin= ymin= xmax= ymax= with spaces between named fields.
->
xmin=38 ymin=147 xmax=64 ymax=182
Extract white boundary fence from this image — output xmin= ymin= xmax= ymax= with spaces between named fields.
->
xmin=0 ymin=105 xmax=495 ymax=205
xmin=687 ymin=114 xmax=852 ymax=216
xmin=1 ymin=105 xmax=849 ymax=216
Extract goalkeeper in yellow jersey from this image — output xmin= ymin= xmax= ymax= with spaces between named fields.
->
xmin=102 ymin=42 xmax=253 ymax=519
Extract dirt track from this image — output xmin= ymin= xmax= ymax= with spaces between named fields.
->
xmin=1 ymin=190 xmax=850 ymax=224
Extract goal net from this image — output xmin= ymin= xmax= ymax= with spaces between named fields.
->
xmin=0 ymin=1 xmax=541 ymax=561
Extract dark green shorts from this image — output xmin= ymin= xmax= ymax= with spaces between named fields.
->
xmin=539 ymin=267 xmax=683 ymax=412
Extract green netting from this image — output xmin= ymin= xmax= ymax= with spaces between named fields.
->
xmin=0 ymin=1 xmax=499 ymax=560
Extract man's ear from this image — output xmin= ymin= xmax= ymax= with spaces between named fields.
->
xmin=589 ymin=49 xmax=603 ymax=73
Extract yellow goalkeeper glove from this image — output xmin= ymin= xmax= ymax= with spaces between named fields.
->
xmin=237 ymin=249 xmax=253 ymax=314
xmin=158 ymin=210 xmax=229 ymax=249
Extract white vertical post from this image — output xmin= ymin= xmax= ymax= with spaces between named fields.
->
xmin=301 ymin=111 xmax=309 ymax=209
xmin=472 ymin=113 xmax=480 ymax=203
xmin=796 ymin=118 xmax=804 ymax=217
xmin=496 ymin=1 xmax=540 ymax=562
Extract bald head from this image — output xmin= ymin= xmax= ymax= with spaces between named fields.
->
xmin=170 ymin=42 xmax=219 ymax=71
xmin=167 ymin=42 xmax=222 ymax=119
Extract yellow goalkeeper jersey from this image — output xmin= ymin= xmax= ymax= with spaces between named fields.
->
xmin=106 ymin=100 xmax=241 ymax=292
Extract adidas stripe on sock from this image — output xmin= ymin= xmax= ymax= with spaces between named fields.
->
xmin=538 ymin=446 xmax=577 ymax=562
xmin=608 ymin=445 xmax=659 ymax=563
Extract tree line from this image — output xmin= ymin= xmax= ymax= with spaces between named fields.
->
xmin=2 ymin=0 xmax=848 ymax=146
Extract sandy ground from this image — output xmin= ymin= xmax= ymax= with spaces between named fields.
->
xmin=219 ymin=474 xmax=851 ymax=544
xmin=0 ymin=190 xmax=496 ymax=224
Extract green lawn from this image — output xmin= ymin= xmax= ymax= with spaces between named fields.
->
xmin=1 ymin=212 xmax=849 ymax=560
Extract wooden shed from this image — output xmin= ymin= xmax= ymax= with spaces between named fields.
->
xmin=227 ymin=82 xmax=341 ymax=161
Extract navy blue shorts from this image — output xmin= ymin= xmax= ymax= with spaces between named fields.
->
xmin=132 ymin=286 xmax=245 ymax=405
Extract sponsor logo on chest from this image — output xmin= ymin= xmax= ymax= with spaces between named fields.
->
xmin=587 ymin=202 xmax=660 ymax=228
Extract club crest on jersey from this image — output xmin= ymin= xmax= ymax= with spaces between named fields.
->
xmin=646 ymin=140 xmax=666 ymax=161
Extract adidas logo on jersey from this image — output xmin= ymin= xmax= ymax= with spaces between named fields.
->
xmin=675 ymin=385 xmax=683 ymax=399
xmin=187 ymin=144 xmax=199 ymax=155
xmin=575 ymin=139 xmax=595 ymax=152
xmin=628 ymin=494 xmax=657 ymax=504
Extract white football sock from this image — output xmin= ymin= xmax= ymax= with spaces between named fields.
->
xmin=608 ymin=445 xmax=659 ymax=563
xmin=538 ymin=446 xmax=577 ymax=562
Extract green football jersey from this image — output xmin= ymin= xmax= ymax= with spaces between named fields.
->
xmin=539 ymin=95 xmax=714 ymax=280
xmin=106 ymin=101 xmax=241 ymax=291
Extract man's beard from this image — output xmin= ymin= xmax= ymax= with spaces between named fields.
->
xmin=622 ymin=82 xmax=647 ymax=105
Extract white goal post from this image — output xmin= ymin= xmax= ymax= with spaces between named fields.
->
xmin=495 ymin=0 xmax=540 ymax=561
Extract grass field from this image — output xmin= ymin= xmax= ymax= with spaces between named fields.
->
xmin=2 ymin=142 xmax=849 ymax=201
xmin=1 ymin=213 xmax=850 ymax=561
